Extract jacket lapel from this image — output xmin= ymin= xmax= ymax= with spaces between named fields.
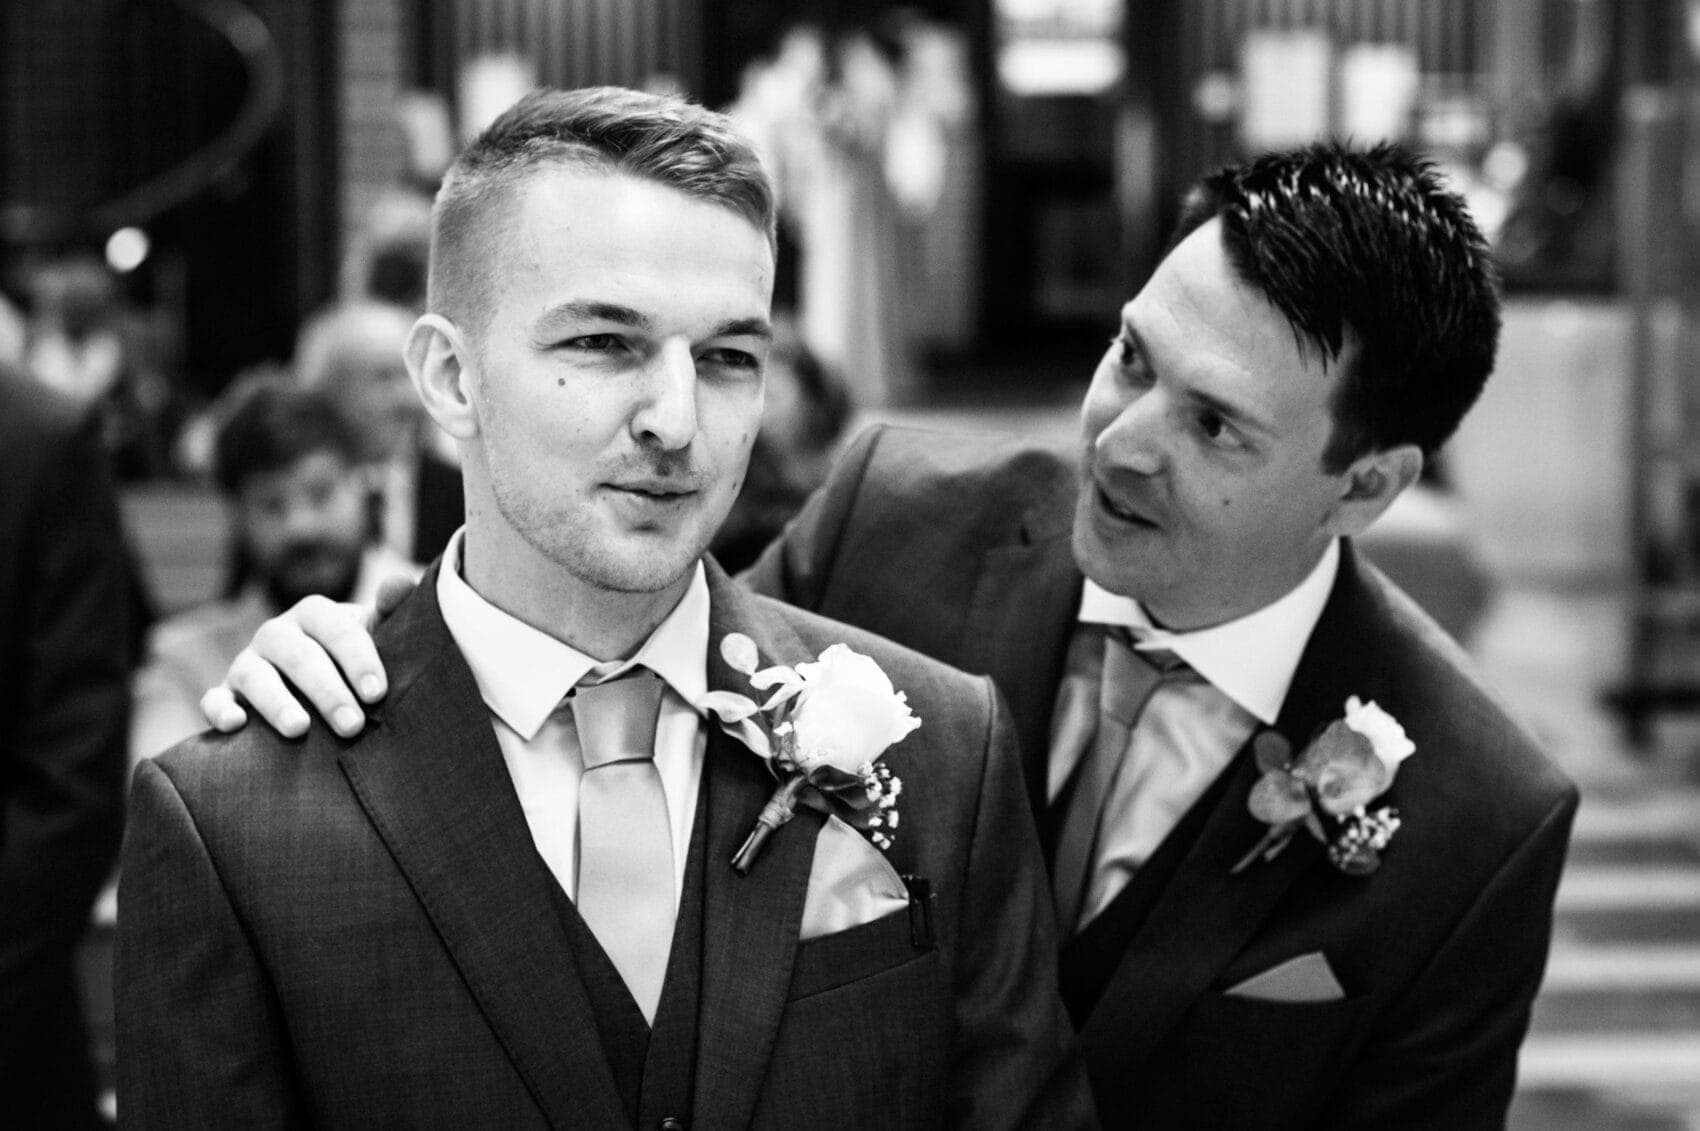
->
xmin=692 ymin=564 xmax=825 ymax=1128
xmin=959 ymin=501 xmax=1082 ymax=812
xmin=338 ymin=566 xmax=627 ymax=1129
xmin=1079 ymin=546 xmax=1376 ymax=1069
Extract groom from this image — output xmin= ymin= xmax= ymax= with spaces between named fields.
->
xmin=116 ymin=87 xmax=1091 ymax=1129
xmin=214 ymin=141 xmax=1578 ymax=1127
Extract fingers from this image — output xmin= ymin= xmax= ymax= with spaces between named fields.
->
xmin=291 ymin=594 xmax=389 ymax=706
xmin=222 ymin=640 xmax=315 ymax=737
xmin=231 ymin=601 xmax=371 ymax=738
xmin=199 ymin=684 xmax=251 ymax=734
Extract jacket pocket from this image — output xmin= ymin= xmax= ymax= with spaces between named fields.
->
xmin=788 ymin=903 xmax=932 ymax=1001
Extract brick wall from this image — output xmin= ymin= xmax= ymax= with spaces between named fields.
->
xmin=338 ymin=0 xmax=412 ymax=285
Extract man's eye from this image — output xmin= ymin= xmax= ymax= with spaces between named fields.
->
xmin=701 ymin=349 xmax=761 ymax=372
xmin=1197 ymin=410 xmax=1244 ymax=449
xmin=1108 ymin=336 xmax=1135 ymax=367
xmin=565 ymin=334 xmax=624 ymax=352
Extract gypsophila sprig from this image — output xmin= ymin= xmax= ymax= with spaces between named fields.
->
xmin=699 ymin=634 xmax=921 ymax=874
xmin=1231 ymin=697 xmax=1414 ymax=878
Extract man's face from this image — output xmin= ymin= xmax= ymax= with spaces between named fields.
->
xmin=458 ymin=166 xmax=772 ymax=599
xmin=237 ymin=451 xmax=369 ymax=609
xmin=346 ymin=349 xmax=422 ymax=463
xmin=1072 ymin=219 xmax=1354 ymax=630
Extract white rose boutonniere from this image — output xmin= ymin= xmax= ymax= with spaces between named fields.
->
xmin=1232 ymin=697 xmax=1413 ymax=877
xmin=699 ymin=634 xmax=921 ymax=874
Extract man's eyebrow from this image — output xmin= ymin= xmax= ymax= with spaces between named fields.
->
xmin=537 ymin=300 xmax=650 ymax=331
xmin=711 ymin=317 xmax=773 ymax=341
xmin=1183 ymin=383 xmax=1269 ymax=435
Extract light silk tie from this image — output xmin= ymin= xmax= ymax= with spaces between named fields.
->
xmin=572 ymin=669 xmax=674 ymax=1024
xmin=1050 ymin=629 xmax=1184 ymax=934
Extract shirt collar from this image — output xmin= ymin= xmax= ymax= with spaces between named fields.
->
xmin=436 ymin=527 xmax=710 ymax=741
xmin=1076 ymin=539 xmax=1340 ymax=725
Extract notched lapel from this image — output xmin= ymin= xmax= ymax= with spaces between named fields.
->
xmin=962 ymin=528 xmax=1081 ymax=809
xmin=692 ymin=565 xmax=828 ymax=1128
xmin=339 ymin=575 xmax=627 ymax=1129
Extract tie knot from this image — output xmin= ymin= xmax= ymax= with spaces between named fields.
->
xmin=571 ymin=669 xmax=664 ymax=770
xmin=1101 ymin=628 xmax=1189 ymax=727
xmin=1112 ymin=627 xmax=1187 ymax=675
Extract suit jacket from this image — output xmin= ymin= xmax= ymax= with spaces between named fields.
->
xmin=745 ymin=424 xmax=1580 ymax=1130
xmin=0 ymin=371 xmax=132 ymax=1127
xmin=116 ymin=557 xmax=1093 ymax=1130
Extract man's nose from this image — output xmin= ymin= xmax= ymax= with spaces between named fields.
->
xmin=1093 ymin=387 xmax=1166 ymax=476
xmin=630 ymin=341 xmax=698 ymax=451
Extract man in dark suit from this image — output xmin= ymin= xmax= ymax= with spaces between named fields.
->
xmin=116 ymin=87 xmax=1089 ymax=1129
xmin=0 ymin=366 xmax=133 ymax=1128
xmin=207 ymin=142 xmax=1577 ymax=1128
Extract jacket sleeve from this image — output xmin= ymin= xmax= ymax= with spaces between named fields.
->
xmin=948 ymin=678 xmax=1098 ymax=1130
xmin=1321 ymin=785 xmax=1579 ymax=1129
xmin=739 ymin=424 xmax=886 ymax=608
xmin=0 ymin=404 xmax=130 ymax=1059
xmin=115 ymin=757 xmax=306 ymax=1128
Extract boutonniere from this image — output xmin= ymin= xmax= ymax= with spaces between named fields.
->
xmin=1231 ymin=697 xmax=1415 ymax=877
xmin=699 ymin=633 xmax=922 ymax=875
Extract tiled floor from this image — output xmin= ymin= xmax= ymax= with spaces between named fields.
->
xmin=1477 ymin=586 xmax=1700 ymax=1129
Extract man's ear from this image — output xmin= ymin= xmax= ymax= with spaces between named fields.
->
xmin=405 ymin=314 xmax=479 ymax=441
xmin=1326 ymin=443 xmax=1423 ymax=538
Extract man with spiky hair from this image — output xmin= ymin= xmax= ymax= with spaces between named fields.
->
xmin=212 ymin=141 xmax=1576 ymax=1126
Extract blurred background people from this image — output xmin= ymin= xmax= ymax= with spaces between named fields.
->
xmin=15 ymin=255 xmax=179 ymax=483
xmin=130 ymin=380 xmax=418 ymax=763
xmin=710 ymin=317 xmax=853 ymax=573
xmin=0 ymin=363 xmax=132 ymax=1130
xmin=295 ymin=299 xmax=463 ymax=566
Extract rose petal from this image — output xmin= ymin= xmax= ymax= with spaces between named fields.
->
xmin=1343 ymin=696 xmax=1416 ymax=771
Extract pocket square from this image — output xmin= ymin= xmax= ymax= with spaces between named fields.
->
xmin=800 ymin=816 xmax=909 ymax=941
xmin=1224 ymin=952 xmax=1345 ymax=1003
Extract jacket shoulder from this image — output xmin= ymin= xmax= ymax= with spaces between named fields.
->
xmin=1354 ymin=562 xmax=1577 ymax=835
xmin=145 ymin=721 xmax=351 ymax=827
xmin=851 ymin=424 xmax=1075 ymax=522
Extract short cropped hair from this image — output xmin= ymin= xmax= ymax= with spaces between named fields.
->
xmin=429 ymin=86 xmax=776 ymax=334
xmin=1169 ymin=141 xmax=1501 ymax=471
xmin=213 ymin=379 xmax=362 ymax=497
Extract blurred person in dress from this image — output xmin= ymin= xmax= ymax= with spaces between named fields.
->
xmin=18 ymin=254 xmax=176 ymax=482
xmin=732 ymin=23 xmax=915 ymax=406
xmin=130 ymin=379 xmax=417 ymax=762
xmin=295 ymin=299 xmax=463 ymax=565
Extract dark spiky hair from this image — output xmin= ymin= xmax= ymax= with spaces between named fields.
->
xmin=1169 ymin=140 xmax=1501 ymax=470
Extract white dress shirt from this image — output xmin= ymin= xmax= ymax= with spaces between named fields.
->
xmin=435 ymin=528 xmax=708 ymax=902
xmin=1053 ymin=540 xmax=1340 ymax=926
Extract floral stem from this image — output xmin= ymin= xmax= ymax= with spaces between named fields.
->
xmin=1231 ymin=823 xmax=1296 ymax=875
xmin=731 ymin=774 xmax=809 ymax=875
